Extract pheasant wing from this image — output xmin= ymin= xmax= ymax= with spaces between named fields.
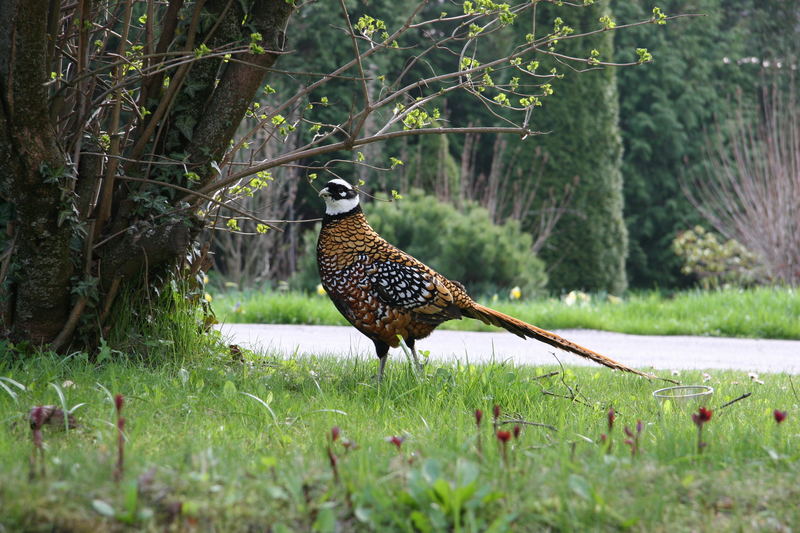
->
xmin=369 ymin=260 xmax=461 ymax=323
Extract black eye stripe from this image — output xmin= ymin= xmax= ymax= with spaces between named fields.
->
xmin=324 ymin=180 xmax=354 ymax=196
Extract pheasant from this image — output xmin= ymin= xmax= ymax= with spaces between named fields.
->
xmin=316 ymin=179 xmax=653 ymax=382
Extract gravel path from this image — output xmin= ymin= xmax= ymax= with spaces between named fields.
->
xmin=217 ymin=323 xmax=800 ymax=374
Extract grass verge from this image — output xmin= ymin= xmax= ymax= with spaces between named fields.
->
xmin=212 ymin=287 xmax=800 ymax=339
xmin=1 ymin=348 xmax=798 ymax=531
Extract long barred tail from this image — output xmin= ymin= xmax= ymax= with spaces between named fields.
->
xmin=464 ymin=303 xmax=656 ymax=379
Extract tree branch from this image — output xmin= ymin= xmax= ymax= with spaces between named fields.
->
xmin=188 ymin=126 xmax=538 ymax=200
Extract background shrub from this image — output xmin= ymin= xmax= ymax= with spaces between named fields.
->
xmin=672 ymin=226 xmax=761 ymax=289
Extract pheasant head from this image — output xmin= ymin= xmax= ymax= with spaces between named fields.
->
xmin=318 ymin=179 xmax=360 ymax=216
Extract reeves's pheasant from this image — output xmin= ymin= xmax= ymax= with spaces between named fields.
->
xmin=317 ymin=179 xmax=652 ymax=382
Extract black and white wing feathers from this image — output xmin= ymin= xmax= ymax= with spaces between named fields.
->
xmin=368 ymin=260 xmax=461 ymax=323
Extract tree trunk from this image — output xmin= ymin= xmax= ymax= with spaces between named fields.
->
xmin=0 ymin=0 xmax=74 ymax=343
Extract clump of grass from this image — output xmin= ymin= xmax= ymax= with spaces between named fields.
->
xmin=104 ymin=281 xmax=225 ymax=365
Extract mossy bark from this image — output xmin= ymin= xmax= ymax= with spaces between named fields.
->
xmin=0 ymin=0 xmax=73 ymax=342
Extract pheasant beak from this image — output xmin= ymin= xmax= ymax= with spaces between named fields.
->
xmin=318 ymin=187 xmax=331 ymax=198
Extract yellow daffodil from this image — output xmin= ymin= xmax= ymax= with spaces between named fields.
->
xmin=563 ymin=290 xmax=590 ymax=306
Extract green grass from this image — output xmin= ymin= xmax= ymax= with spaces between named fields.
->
xmin=213 ymin=287 xmax=800 ymax=339
xmin=1 ymin=348 xmax=799 ymax=531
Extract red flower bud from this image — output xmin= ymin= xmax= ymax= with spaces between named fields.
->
xmin=331 ymin=426 xmax=340 ymax=442
xmin=475 ymin=409 xmax=483 ymax=427
xmin=692 ymin=407 xmax=713 ymax=427
xmin=114 ymin=394 xmax=124 ymax=413
xmin=607 ymin=407 xmax=615 ymax=431
xmin=513 ymin=425 xmax=521 ymax=439
xmin=496 ymin=430 xmax=511 ymax=443
xmin=773 ymin=409 xmax=787 ymax=424
xmin=386 ymin=435 xmax=404 ymax=450
xmin=493 ymin=404 xmax=501 ymax=420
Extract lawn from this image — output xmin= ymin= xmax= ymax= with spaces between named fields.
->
xmin=1 ymin=345 xmax=798 ymax=531
xmin=212 ymin=286 xmax=800 ymax=339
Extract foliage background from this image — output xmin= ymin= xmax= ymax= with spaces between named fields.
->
xmin=214 ymin=0 xmax=798 ymax=293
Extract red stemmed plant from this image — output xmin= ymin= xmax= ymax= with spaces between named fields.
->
xmin=475 ymin=409 xmax=484 ymax=458
xmin=623 ymin=420 xmax=644 ymax=457
xmin=600 ymin=407 xmax=615 ymax=452
xmin=772 ymin=409 xmax=788 ymax=456
xmin=327 ymin=426 xmax=340 ymax=483
xmin=114 ymin=394 xmax=125 ymax=482
xmin=496 ymin=430 xmax=511 ymax=466
xmin=691 ymin=407 xmax=713 ymax=454
xmin=29 ymin=406 xmax=46 ymax=480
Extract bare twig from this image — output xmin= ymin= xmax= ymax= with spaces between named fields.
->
xmin=530 ymin=371 xmax=560 ymax=381
xmin=50 ymin=297 xmax=88 ymax=352
xmin=93 ymin=0 xmax=134 ymax=237
xmin=789 ymin=375 xmax=800 ymax=404
xmin=99 ymin=277 xmax=122 ymax=324
xmin=500 ymin=419 xmax=558 ymax=432
xmin=717 ymin=392 xmax=752 ymax=410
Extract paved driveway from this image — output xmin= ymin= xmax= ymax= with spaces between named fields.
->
xmin=217 ymin=323 xmax=800 ymax=374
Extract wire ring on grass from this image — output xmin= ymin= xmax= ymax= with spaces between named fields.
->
xmin=653 ymin=385 xmax=714 ymax=401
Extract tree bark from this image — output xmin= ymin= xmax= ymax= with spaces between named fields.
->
xmin=190 ymin=1 xmax=293 ymax=184
xmin=0 ymin=1 xmax=74 ymax=343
